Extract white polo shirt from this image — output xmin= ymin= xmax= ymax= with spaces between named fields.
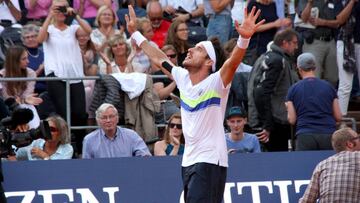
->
xmin=172 ymin=66 xmax=230 ymax=167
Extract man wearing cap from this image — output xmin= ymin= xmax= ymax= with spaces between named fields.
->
xmin=285 ymin=53 xmax=342 ymax=151
xmin=225 ymin=106 xmax=261 ymax=153
xmin=125 ymin=5 xmax=264 ymax=203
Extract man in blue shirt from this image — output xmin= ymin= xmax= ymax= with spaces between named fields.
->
xmin=225 ymin=106 xmax=261 ymax=153
xmin=82 ymin=103 xmax=151 ymax=158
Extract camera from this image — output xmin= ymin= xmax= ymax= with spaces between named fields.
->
xmin=0 ymin=98 xmax=52 ymax=158
xmin=57 ymin=6 xmax=67 ymax=14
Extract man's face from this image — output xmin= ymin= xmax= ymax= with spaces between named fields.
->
xmin=182 ymin=43 xmax=211 ymax=71
xmin=226 ymin=116 xmax=246 ymax=135
xmin=148 ymin=9 xmax=163 ymax=29
xmin=349 ymin=130 xmax=360 ymax=151
xmin=97 ymin=108 xmax=119 ymax=132
xmin=283 ymin=36 xmax=298 ymax=56
xmin=142 ymin=22 xmax=154 ymax=40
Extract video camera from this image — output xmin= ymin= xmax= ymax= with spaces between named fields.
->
xmin=0 ymin=98 xmax=52 ymax=158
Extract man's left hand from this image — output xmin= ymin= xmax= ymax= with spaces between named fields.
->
xmin=235 ymin=6 xmax=265 ymax=39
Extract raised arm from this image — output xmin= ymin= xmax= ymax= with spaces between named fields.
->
xmin=37 ymin=3 xmax=57 ymax=43
xmin=219 ymin=7 xmax=265 ymax=87
xmin=125 ymin=5 xmax=174 ymax=79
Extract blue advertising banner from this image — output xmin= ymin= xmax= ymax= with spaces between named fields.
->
xmin=3 ymin=151 xmax=333 ymax=203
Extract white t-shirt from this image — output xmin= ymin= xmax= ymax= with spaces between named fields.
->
xmin=159 ymin=0 xmax=203 ymax=14
xmin=172 ymin=67 xmax=230 ymax=167
xmin=0 ymin=0 xmax=20 ymax=23
xmin=43 ymin=24 xmax=84 ymax=83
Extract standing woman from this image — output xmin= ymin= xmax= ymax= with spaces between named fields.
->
xmin=154 ymin=113 xmax=184 ymax=156
xmin=245 ymin=0 xmax=292 ymax=65
xmin=0 ymin=45 xmax=42 ymax=128
xmin=164 ymin=19 xmax=191 ymax=66
xmin=37 ymin=0 xmax=92 ymax=154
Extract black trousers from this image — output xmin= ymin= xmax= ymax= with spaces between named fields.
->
xmin=265 ymin=122 xmax=291 ymax=152
xmin=182 ymin=163 xmax=227 ymax=203
xmin=47 ymin=77 xmax=87 ymax=153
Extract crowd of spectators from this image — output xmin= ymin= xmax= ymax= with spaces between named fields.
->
xmin=0 ymin=0 xmax=360 ymax=159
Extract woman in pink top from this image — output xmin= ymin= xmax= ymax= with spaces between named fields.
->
xmin=24 ymin=0 xmax=52 ymax=23
xmin=73 ymin=0 xmax=112 ymax=27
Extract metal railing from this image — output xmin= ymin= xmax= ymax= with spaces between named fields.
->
xmin=0 ymin=75 xmax=170 ymax=137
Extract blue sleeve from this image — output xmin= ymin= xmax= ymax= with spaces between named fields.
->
xmin=252 ymin=136 xmax=262 ymax=153
xmin=132 ymin=133 xmax=152 ymax=157
xmin=15 ymin=146 xmax=30 ymax=160
xmin=51 ymin=144 xmax=73 ymax=160
xmin=82 ymin=135 xmax=93 ymax=159
xmin=286 ymin=85 xmax=295 ymax=102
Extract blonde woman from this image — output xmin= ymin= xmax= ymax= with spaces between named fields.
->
xmin=37 ymin=0 xmax=91 ymax=154
xmin=99 ymin=33 xmax=133 ymax=74
xmin=90 ymin=5 xmax=121 ymax=52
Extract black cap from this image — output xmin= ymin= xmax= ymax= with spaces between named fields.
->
xmin=227 ymin=106 xmax=247 ymax=119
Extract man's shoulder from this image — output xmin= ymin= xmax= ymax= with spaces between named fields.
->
xmin=119 ymin=127 xmax=141 ymax=138
xmin=84 ymin=129 xmax=102 ymax=140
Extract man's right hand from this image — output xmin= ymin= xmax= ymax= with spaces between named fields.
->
xmin=256 ymin=129 xmax=270 ymax=143
xmin=125 ymin=5 xmax=138 ymax=35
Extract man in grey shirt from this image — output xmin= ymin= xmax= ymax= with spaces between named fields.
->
xmin=82 ymin=103 xmax=151 ymax=158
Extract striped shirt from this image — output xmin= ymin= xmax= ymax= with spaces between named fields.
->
xmin=172 ymin=66 xmax=230 ymax=167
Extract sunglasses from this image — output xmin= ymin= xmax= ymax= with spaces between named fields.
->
xmin=150 ymin=17 xmax=162 ymax=22
xmin=50 ymin=126 xmax=58 ymax=132
xmin=169 ymin=123 xmax=182 ymax=129
xmin=167 ymin=54 xmax=177 ymax=59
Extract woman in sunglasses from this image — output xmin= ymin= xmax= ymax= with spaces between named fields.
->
xmin=154 ymin=112 xmax=184 ymax=156
xmin=12 ymin=115 xmax=74 ymax=160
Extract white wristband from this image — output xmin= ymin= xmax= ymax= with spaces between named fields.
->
xmin=237 ymin=36 xmax=251 ymax=49
xmin=131 ymin=31 xmax=147 ymax=47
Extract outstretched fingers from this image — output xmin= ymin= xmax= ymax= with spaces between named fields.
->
xmin=128 ymin=5 xmax=136 ymax=20
xmin=243 ymin=7 xmax=248 ymax=19
xmin=248 ymin=6 xmax=256 ymax=20
xmin=253 ymin=8 xmax=261 ymax=21
xmin=255 ymin=19 xmax=266 ymax=28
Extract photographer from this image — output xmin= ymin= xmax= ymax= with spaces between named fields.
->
xmin=8 ymin=115 xmax=73 ymax=160
xmin=37 ymin=0 xmax=91 ymax=155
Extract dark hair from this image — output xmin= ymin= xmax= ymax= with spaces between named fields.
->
xmin=164 ymin=19 xmax=190 ymax=55
xmin=273 ymin=28 xmax=298 ymax=46
xmin=223 ymin=38 xmax=237 ymax=58
xmin=4 ymin=45 xmax=28 ymax=97
xmin=209 ymin=37 xmax=226 ymax=72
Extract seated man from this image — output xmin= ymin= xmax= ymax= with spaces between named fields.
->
xmin=225 ymin=106 xmax=261 ymax=153
xmin=82 ymin=103 xmax=151 ymax=158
